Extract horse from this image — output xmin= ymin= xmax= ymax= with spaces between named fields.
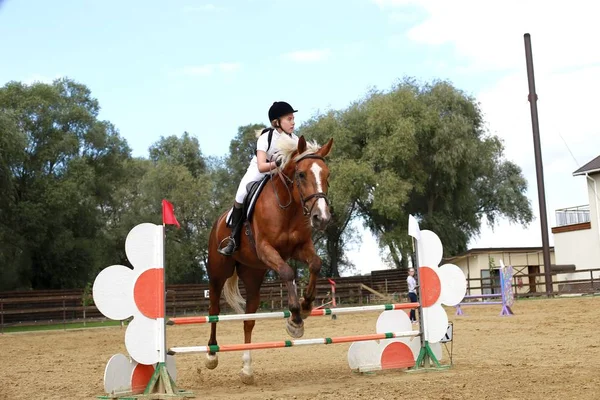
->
xmin=205 ymin=134 xmax=333 ymax=384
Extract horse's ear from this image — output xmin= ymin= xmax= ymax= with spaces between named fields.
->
xmin=297 ymin=135 xmax=307 ymax=154
xmin=318 ymin=138 xmax=334 ymax=158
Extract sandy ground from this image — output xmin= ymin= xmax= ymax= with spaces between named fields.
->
xmin=1 ymin=296 xmax=599 ymax=400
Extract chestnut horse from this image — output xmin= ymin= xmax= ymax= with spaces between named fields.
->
xmin=205 ymin=134 xmax=333 ymax=384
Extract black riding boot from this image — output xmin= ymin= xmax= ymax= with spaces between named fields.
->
xmin=218 ymin=207 xmax=243 ymax=256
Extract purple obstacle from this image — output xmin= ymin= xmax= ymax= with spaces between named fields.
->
xmin=455 ymin=265 xmax=515 ymax=317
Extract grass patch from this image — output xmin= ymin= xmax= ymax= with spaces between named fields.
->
xmin=1 ymin=319 xmax=126 ymax=334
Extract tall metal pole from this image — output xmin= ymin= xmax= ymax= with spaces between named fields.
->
xmin=523 ymin=33 xmax=553 ymax=296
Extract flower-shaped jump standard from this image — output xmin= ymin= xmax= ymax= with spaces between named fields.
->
xmin=417 ymin=229 xmax=467 ymax=343
xmin=93 ymin=222 xmax=167 ymax=365
xmin=92 ymin=222 xmax=183 ymax=397
xmin=347 ymin=229 xmax=466 ymax=372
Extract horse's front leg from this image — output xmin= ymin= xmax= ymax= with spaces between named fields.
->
xmin=293 ymin=241 xmax=323 ymax=319
xmin=257 ymin=243 xmax=304 ymax=338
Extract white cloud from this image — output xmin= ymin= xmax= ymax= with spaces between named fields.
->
xmin=372 ymin=0 xmax=600 ymax=250
xmin=283 ymin=49 xmax=331 ymax=63
xmin=471 ymin=64 xmax=600 ymax=248
xmin=179 ymin=62 xmax=241 ymax=77
xmin=478 ymin=66 xmax=600 ymax=172
xmin=380 ymin=0 xmax=600 ymax=73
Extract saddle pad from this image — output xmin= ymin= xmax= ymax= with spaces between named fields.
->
xmin=226 ymin=176 xmax=270 ymax=226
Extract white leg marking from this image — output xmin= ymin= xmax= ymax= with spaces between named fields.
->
xmin=242 ymin=350 xmax=253 ymax=375
xmin=310 ymin=163 xmax=328 ymax=219
xmin=205 ymin=353 xmax=218 ymax=369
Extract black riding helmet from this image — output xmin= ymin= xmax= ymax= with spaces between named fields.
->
xmin=268 ymin=101 xmax=297 ymax=121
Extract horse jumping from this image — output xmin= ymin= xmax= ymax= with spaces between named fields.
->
xmin=205 ymin=134 xmax=334 ymax=383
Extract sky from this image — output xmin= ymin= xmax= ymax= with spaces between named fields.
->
xmin=1 ymin=0 xmax=599 ymax=276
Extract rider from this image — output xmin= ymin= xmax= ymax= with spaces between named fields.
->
xmin=217 ymin=101 xmax=299 ymax=256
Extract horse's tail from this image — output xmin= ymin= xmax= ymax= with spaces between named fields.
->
xmin=223 ymin=268 xmax=246 ymax=314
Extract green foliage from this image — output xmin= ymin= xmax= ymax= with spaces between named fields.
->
xmin=149 ymin=132 xmax=206 ymax=178
xmin=227 ymin=124 xmax=266 ymax=183
xmin=81 ymin=282 xmax=93 ymax=307
xmin=0 ymin=74 xmax=533 ymax=290
xmin=296 ymin=111 xmax=362 ymax=276
xmin=0 ymin=78 xmax=132 ymax=289
xmin=299 ymin=77 xmax=533 ymax=267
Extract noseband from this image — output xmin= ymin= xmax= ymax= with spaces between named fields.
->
xmin=271 ymin=153 xmax=330 ymax=216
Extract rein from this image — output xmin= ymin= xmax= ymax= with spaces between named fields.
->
xmin=268 ymin=153 xmax=330 ymax=216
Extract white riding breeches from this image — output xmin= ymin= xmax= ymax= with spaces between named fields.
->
xmin=235 ymin=163 xmax=266 ymax=204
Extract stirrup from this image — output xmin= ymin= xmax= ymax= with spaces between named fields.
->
xmin=217 ymin=236 xmax=236 ymax=255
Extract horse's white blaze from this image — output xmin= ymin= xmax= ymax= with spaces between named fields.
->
xmin=310 ymin=162 xmax=328 ymax=220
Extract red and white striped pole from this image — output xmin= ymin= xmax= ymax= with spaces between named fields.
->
xmin=328 ymin=279 xmax=336 ymax=308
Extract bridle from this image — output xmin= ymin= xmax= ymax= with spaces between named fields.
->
xmin=270 ymin=153 xmax=330 ymax=216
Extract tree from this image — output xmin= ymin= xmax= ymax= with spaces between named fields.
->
xmin=141 ymin=133 xmax=216 ymax=283
xmin=226 ymin=123 xmax=266 ymax=183
xmin=0 ymin=109 xmax=29 ymax=289
xmin=296 ymin=111 xmax=364 ymax=277
xmin=0 ymin=75 xmax=533 ymax=290
xmin=403 ymin=79 xmax=533 ymax=256
xmin=149 ymin=132 xmax=206 ymax=178
xmin=300 ymin=77 xmax=533 ymax=268
xmin=0 ymin=78 xmax=132 ymax=289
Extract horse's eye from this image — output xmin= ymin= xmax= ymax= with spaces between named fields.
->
xmin=298 ymin=172 xmax=306 ymax=179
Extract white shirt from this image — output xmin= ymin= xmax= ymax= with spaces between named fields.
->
xmin=407 ymin=275 xmax=416 ymax=293
xmin=253 ymin=129 xmax=299 ymax=162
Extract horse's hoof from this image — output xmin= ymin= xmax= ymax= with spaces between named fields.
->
xmin=239 ymin=370 xmax=255 ymax=385
xmin=286 ymin=320 xmax=304 ymax=338
xmin=205 ymin=354 xmax=218 ymax=370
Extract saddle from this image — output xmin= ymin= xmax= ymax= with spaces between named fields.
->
xmin=226 ymin=175 xmax=270 ymax=228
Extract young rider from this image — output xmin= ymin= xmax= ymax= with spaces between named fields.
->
xmin=218 ymin=101 xmax=299 ymax=256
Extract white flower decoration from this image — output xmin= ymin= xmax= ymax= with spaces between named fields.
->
xmin=102 ymin=353 xmax=176 ymax=396
xmin=93 ymin=223 xmax=167 ymax=365
xmin=347 ymin=228 xmax=467 ymax=372
xmin=417 ymin=229 xmax=467 ymax=343
xmin=347 ymin=310 xmax=442 ymax=372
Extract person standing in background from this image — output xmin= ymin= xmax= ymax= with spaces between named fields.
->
xmin=407 ymin=268 xmax=418 ymax=324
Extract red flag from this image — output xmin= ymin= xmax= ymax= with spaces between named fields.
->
xmin=162 ymin=199 xmax=180 ymax=228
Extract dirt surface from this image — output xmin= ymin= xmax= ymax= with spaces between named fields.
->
xmin=1 ymin=296 xmax=599 ymax=400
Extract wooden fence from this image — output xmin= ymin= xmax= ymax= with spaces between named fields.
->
xmin=0 ymin=269 xmax=409 ymax=332
xmin=3 ymin=267 xmax=600 ymax=332
xmin=466 ymin=268 xmax=600 ymax=297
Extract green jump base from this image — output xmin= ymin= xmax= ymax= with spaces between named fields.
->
xmin=97 ymin=363 xmax=194 ymax=399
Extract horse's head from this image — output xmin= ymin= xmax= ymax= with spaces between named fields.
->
xmin=277 ymin=135 xmax=333 ymax=231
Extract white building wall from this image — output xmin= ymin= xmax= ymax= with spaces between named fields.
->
xmin=587 ymin=174 xmax=600 ymax=263
xmin=554 ymin=228 xmax=600 ymax=281
xmin=554 ymin=173 xmax=600 ymax=282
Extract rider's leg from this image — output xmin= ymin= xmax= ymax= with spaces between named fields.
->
xmin=218 ymin=167 xmax=263 ymax=256
xmin=218 ymin=201 xmax=243 ymax=256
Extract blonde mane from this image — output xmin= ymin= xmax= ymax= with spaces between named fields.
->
xmin=273 ymin=134 xmax=321 ymax=169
